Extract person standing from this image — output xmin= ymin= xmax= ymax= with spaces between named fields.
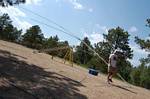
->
xmin=107 ymin=50 xmax=119 ymax=84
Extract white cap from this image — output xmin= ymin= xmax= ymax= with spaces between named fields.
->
xmin=113 ymin=49 xmax=120 ymax=54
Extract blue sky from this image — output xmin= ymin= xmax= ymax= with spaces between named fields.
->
xmin=0 ymin=0 xmax=150 ymax=66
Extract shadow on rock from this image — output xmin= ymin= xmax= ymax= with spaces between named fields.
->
xmin=0 ymin=49 xmax=87 ymax=99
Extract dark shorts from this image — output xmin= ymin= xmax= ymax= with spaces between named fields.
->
xmin=108 ymin=66 xmax=117 ymax=73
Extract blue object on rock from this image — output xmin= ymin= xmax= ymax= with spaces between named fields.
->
xmin=89 ymin=68 xmax=99 ymax=76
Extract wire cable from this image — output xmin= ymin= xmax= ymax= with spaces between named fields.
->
xmin=20 ymin=7 xmax=130 ymax=86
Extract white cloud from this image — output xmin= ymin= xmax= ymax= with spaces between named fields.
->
xmin=100 ymin=26 xmax=108 ymax=34
xmin=130 ymin=44 xmax=148 ymax=55
xmin=26 ymin=0 xmax=42 ymax=5
xmin=128 ymin=59 xmax=140 ymax=67
xmin=0 ymin=6 xmax=26 ymax=17
xmin=55 ymin=0 xmax=59 ymax=3
xmin=0 ymin=6 xmax=32 ymax=32
xmin=13 ymin=17 xmax=32 ymax=32
xmin=83 ymin=32 xmax=89 ymax=38
xmin=88 ymin=8 xmax=93 ymax=12
xmin=83 ymin=32 xmax=104 ymax=44
xmin=90 ymin=32 xmax=104 ymax=44
xmin=146 ymin=36 xmax=150 ymax=40
xmin=95 ymin=24 xmax=108 ymax=34
xmin=68 ymin=0 xmax=84 ymax=10
xmin=129 ymin=44 xmax=149 ymax=66
xmin=95 ymin=24 xmax=101 ymax=28
xmin=76 ymin=41 xmax=81 ymax=45
xmin=80 ymin=24 xmax=110 ymax=46
xmin=128 ymin=26 xmax=138 ymax=33
xmin=56 ymin=0 xmax=93 ymax=11
xmin=81 ymin=24 xmax=109 ymax=44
